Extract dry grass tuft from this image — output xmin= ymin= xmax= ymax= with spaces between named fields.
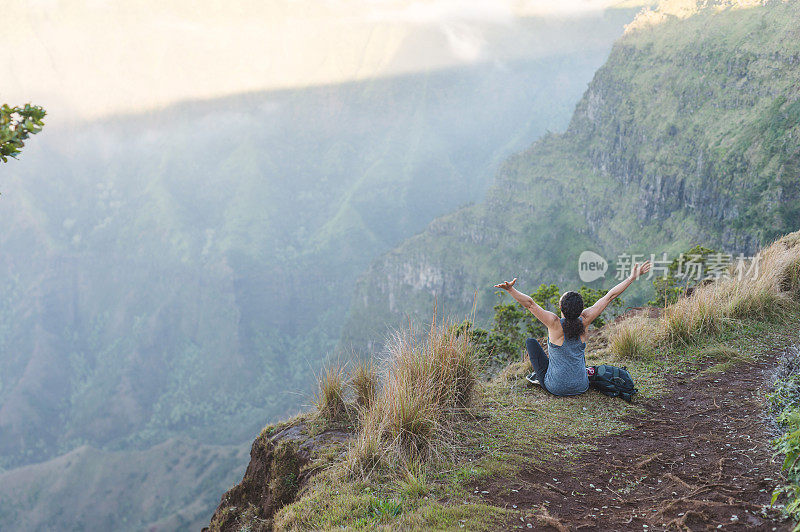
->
xmin=608 ymin=233 xmax=800 ymax=359
xmin=498 ymin=359 xmax=532 ymax=383
xmin=387 ymin=318 xmax=479 ymax=411
xmin=344 ymin=406 xmax=385 ymax=477
xmin=608 ymin=315 xmax=659 ymax=360
xmin=313 ymin=360 xmax=348 ymax=421
xmin=397 ymin=463 xmax=430 ymax=499
xmin=693 ymin=343 xmax=741 ymax=362
xmin=351 ymin=359 xmax=379 ymax=410
xmin=346 ymin=316 xmax=479 ymax=475
xmin=382 ymin=375 xmax=438 ymax=461
xmin=661 ymin=290 xmax=724 ymax=346
xmin=716 ymin=235 xmax=800 ymax=321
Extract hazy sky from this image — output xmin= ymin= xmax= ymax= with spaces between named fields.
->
xmin=4 ymin=0 xmax=628 ymax=122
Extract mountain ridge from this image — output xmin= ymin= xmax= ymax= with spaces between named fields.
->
xmin=342 ymin=0 xmax=800 ymax=352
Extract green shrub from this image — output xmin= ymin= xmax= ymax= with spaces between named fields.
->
xmin=772 ymin=407 xmax=800 ymax=524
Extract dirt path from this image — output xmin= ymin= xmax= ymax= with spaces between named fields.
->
xmin=477 ymin=353 xmax=794 ymax=531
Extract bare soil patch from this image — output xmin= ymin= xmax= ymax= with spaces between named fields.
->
xmin=476 ymin=354 xmax=792 ymax=531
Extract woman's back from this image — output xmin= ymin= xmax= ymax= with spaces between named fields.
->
xmin=495 ymin=263 xmax=652 ymax=396
xmin=544 ymin=318 xmax=589 ymax=396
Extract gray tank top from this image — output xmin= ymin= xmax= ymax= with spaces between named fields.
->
xmin=544 ymin=317 xmax=589 ymax=396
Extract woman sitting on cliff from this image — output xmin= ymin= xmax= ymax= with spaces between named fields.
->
xmin=494 ymin=260 xmax=651 ymax=396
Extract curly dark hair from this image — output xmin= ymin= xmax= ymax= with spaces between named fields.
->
xmin=559 ymin=291 xmax=585 ymax=340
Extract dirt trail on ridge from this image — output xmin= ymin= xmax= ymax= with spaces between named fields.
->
xmin=476 ymin=352 xmax=794 ymax=531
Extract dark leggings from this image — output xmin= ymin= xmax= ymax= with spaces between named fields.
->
xmin=526 ymin=338 xmax=549 ymax=391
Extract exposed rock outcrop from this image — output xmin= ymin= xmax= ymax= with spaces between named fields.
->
xmin=204 ymin=421 xmax=351 ymax=532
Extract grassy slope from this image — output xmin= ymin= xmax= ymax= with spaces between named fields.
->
xmin=250 ymin=230 xmax=800 ymax=530
xmin=343 ymin=0 xmax=800 ymax=353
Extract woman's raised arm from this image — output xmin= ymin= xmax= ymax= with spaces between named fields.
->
xmin=495 ymin=278 xmax=560 ymax=330
xmin=581 ymin=260 xmax=652 ymax=327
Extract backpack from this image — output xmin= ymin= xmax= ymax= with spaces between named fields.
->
xmin=587 ymin=364 xmax=638 ymax=403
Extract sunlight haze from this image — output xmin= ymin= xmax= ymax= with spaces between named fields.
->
xmin=5 ymin=0 xmax=627 ymax=122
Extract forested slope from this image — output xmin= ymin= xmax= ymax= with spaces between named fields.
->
xmin=344 ymin=0 xmax=800 ymax=352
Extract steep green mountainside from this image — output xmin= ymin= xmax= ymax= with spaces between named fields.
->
xmin=343 ymin=0 xmax=800 ymax=351
xmin=0 ymin=10 xmax=639 ymax=530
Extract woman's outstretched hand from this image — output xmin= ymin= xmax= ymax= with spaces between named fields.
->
xmin=494 ymin=278 xmax=517 ymax=291
xmin=630 ymin=260 xmax=652 ymax=280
